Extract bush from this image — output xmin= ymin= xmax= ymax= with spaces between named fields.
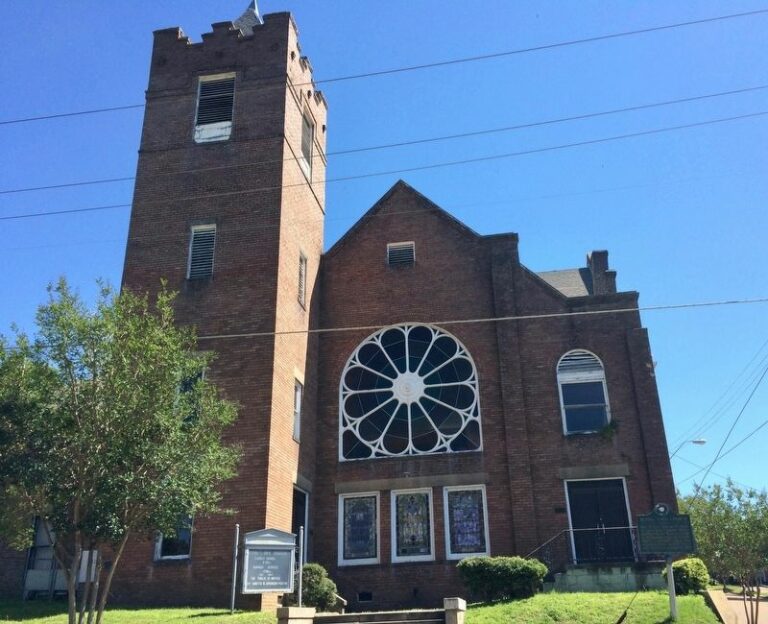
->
xmin=457 ymin=556 xmax=548 ymax=601
xmin=662 ymin=557 xmax=710 ymax=595
xmin=294 ymin=563 xmax=338 ymax=611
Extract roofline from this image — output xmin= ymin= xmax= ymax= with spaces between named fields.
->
xmin=324 ymin=179 xmax=493 ymax=259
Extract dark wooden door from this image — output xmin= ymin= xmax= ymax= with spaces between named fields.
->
xmin=291 ymin=488 xmax=308 ymax=564
xmin=567 ymin=479 xmax=634 ymax=563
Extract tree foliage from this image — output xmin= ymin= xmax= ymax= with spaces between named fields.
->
xmin=0 ymin=280 xmax=239 ymax=624
xmin=679 ymin=482 xmax=768 ymax=624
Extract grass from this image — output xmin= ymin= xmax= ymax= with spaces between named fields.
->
xmin=2 ymin=591 xmax=719 ymax=624
xmin=465 ymin=591 xmax=719 ymax=624
xmin=0 ymin=601 xmax=276 ymax=624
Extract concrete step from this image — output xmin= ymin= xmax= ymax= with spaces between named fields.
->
xmin=315 ymin=609 xmax=446 ymax=624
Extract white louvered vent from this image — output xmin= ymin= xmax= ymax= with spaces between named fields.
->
xmin=196 ymin=77 xmax=235 ymax=125
xmin=558 ymin=350 xmax=604 ymax=377
xmin=387 ymin=242 xmax=415 ymax=267
xmin=188 ymin=225 xmax=216 ymax=279
xmin=298 ymin=254 xmax=307 ymax=306
xmin=300 ymin=112 xmax=314 ymax=177
xmin=194 ymin=75 xmax=235 ymax=143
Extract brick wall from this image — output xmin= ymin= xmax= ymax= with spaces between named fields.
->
xmin=0 ymin=542 xmax=25 ymax=598
xmin=0 ymin=8 xmax=675 ymax=613
xmin=310 ymin=181 xmax=675 ymax=610
xmin=115 ymin=13 xmax=326 ymax=611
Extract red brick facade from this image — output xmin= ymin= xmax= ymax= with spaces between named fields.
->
xmin=0 ymin=8 xmax=676 ymax=612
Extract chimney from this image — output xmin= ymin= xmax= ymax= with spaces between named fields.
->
xmin=587 ymin=250 xmax=617 ymax=295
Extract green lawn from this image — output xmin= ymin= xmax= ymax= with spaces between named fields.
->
xmin=0 ymin=601 xmax=276 ymax=624
xmin=466 ymin=591 xmax=719 ymax=624
xmin=2 ymin=592 xmax=718 ymax=624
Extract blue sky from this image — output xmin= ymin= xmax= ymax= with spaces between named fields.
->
xmin=1 ymin=1 xmax=766 ymax=495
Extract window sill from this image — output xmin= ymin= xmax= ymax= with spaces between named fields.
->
xmin=446 ymin=551 xmax=490 ymax=561
xmin=154 ymin=556 xmax=192 ymax=566
xmin=338 ymin=559 xmax=380 ymax=567
xmin=391 ymin=556 xmax=435 ymax=564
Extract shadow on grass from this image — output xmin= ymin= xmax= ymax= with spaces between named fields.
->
xmin=0 ymin=598 xmax=68 ymax=620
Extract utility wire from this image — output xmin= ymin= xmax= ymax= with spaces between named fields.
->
xmin=0 ymin=204 xmax=131 ymax=222
xmin=0 ymin=166 xmax=763 ymax=234
xmin=193 ymin=297 xmax=768 ymax=341
xmin=669 ymin=338 xmax=768 ymax=456
xmin=678 ymin=362 xmax=768 ymax=487
xmin=135 ymin=83 xmax=768 ymax=163
xmin=676 ymin=349 xmax=768 ymax=448
xmin=305 ymin=8 xmax=768 ymax=87
xmin=673 ymin=454 xmax=751 ymax=489
xmin=2 ymin=110 xmax=766 ymax=204
xmin=2 ymin=7 xmax=767 ymax=126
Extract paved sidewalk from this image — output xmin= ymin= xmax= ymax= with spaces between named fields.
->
xmin=708 ymin=588 xmax=768 ymax=624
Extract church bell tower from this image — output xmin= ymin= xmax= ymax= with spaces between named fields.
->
xmin=121 ymin=2 xmax=326 ymax=608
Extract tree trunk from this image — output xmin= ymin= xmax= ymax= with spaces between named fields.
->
xmin=78 ymin=548 xmax=94 ymax=624
xmin=67 ymin=539 xmax=81 ymax=624
xmin=95 ymin=533 xmax=130 ymax=624
xmin=86 ymin=551 xmax=102 ymax=624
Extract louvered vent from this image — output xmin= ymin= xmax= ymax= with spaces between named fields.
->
xmin=387 ymin=242 xmax=415 ymax=267
xmin=196 ymin=77 xmax=235 ymax=125
xmin=298 ymin=254 xmax=307 ymax=306
xmin=300 ymin=113 xmax=314 ymax=176
xmin=558 ymin=350 xmax=603 ymax=376
xmin=188 ymin=225 xmax=216 ymax=279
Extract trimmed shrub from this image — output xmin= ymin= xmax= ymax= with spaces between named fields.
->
xmin=285 ymin=563 xmax=338 ymax=611
xmin=662 ymin=557 xmax=710 ymax=595
xmin=457 ymin=556 xmax=548 ymax=601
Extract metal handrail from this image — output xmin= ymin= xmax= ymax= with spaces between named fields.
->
xmin=525 ymin=525 xmax=641 ymax=571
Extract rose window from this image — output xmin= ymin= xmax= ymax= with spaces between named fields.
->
xmin=340 ymin=324 xmax=482 ymax=460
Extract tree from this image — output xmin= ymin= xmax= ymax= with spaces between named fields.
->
xmin=679 ymin=482 xmax=768 ymax=624
xmin=0 ymin=280 xmax=239 ymax=624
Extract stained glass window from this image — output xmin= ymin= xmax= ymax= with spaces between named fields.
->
xmin=341 ymin=495 xmax=377 ymax=563
xmin=393 ymin=491 xmax=433 ymax=561
xmin=340 ymin=324 xmax=482 ymax=460
xmin=445 ymin=488 xmax=488 ymax=558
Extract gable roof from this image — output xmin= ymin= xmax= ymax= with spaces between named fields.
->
xmin=536 ymin=268 xmax=594 ymax=297
xmin=324 ymin=180 xmax=481 ymax=259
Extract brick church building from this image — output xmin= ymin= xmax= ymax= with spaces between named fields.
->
xmin=2 ymin=3 xmax=676 ymax=612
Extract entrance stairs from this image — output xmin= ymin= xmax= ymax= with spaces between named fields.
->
xmin=553 ymin=564 xmax=665 ymax=592
xmin=315 ymin=611 xmax=446 ymax=624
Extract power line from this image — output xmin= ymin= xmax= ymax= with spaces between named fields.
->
xmin=0 ymin=104 xmax=144 ymax=127
xmin=3 ymin=84 xmax=767 ymax=196
xmin=194 ymin=297 xmax=768 ymax=341
xmin=669 ymin=338 xmax=768 ymax=456
xmin=2 ymin=7 xmax=767 ymax=126
xmin=3 ymin=166 xmax=762 ymax=241
xmin=306 ymin=8 xmax=768 ymax=87
xmin=678 ymin=362 xmax=768 ymax=487
xmin=678 ymin=349 xmax=768 ymax=447
xmin=672 ymin=455 xmax=751 ymax=489
xmin=2 ymin=110 xmax=766 ymax=206
xmin=0 ymin=204 xmax=130 ymax=222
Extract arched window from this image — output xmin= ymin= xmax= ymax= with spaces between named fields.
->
xmin=557 ymin=350 xmax=610 ymax=434
xmin=339 ymin=324 xmax=482 ymax=460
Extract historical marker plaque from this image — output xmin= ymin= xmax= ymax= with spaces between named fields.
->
xmin=241 ymin=529 xmax=296 ymax=594
xmin=637 ymin=504 xmax=696 ymax=556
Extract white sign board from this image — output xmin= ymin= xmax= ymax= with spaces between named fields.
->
xmin=241 ymin=529 xmax=296 ymax=594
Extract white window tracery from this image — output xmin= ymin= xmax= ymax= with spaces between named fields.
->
xmin=339 ymin=324 xmax=482 ymax=460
